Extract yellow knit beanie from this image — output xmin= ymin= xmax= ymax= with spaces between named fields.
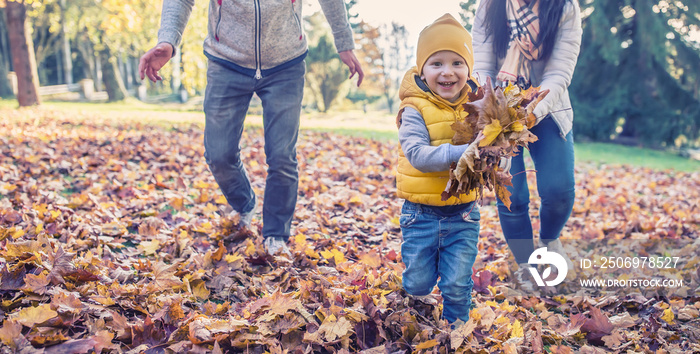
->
xmin=416 ymin=14 xmax=474 ymax=76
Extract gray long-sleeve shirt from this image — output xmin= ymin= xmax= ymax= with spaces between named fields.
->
xmin=398 ymin=107 xmax=469 ymax=173
xmin=157 ymin=0 xmax=355 ymax=78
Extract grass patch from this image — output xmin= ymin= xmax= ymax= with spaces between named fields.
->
xmin=305 ymin=127 xmax=397 ymax=142
xmin=574 ymin=142 xmax=699 ymax=172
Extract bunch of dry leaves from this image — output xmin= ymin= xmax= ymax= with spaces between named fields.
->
xmin=443 ymin=79 xmax=548 ymax=210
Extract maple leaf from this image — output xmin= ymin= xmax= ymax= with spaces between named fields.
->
xmin=51 ymin=290 xmax=84 ymax=315
xmin=581 ymin=306 xmax=614 ymax=345
xmin=472 ymin=270 xmax=495 ymax=295
xmin=46 ymin=245 xmax=76 ymax=285
xmin=451 ymin=119 xmax=477 ymax=145
xmin=21 ymin=272 xmax=51 ymax=295
xmin=451 ymin=318 xmax=477 ymax=350
xmin=151 ymin=262 xmax=183 ymax=290
xmin=320 ymin=248 xmax=347 ymax=265
xmin=0 ymin=320 xmax=26 ymax=350
xmin=305 ymin=314 xmax=353 ymax=343
xmin=13 ymin=304 xmax=58 ymax=327
xmin=479 ymin=120 xmax=503 ymax=147
xmin=416 ymin=339 xmax=440 ymax=350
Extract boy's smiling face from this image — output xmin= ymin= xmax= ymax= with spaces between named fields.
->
xmin=420 ymin=50 xmax=470 ymax=103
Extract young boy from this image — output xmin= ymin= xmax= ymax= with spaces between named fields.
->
xmin=396 ymin=14 xmax=480 ymax=324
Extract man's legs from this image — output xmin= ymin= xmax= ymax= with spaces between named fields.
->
xmin=255 ymin=62 xmax=305 ymax=240
xmin=203 ymin=60 xmax=257 ymax=216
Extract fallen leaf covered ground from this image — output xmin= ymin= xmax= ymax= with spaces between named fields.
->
xmin=0 ymin=108 xmax=698 ymax=353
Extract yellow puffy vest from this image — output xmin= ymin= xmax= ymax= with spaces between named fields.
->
xmin=396 ymin=67 xmax=477 ymax=206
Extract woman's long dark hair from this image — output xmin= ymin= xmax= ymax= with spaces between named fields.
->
xmin=484 ymin=0 xmax=567 ymax=61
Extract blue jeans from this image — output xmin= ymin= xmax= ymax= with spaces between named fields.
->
xmin=497 ymin=117 xmax=575 ymax=263
xmin=203 ymin=60 xmax=305 ymax=240
xmin=400 ymin=200 xmax=480 ymax=323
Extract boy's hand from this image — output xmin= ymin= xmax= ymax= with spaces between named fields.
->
xmin=338 ymin=50 xmax=364 ymax=87
xmin=139 ymin=43 xmax=174 ymax=82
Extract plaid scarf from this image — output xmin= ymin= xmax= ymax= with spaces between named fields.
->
xmin=496 ymin=0 xmax=541 ymax=88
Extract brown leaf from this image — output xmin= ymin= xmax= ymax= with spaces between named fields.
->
xmin=151 ymin=261 xmax=183 ymax=290
xmin=472 ymin=269 xmax=495 ymax=294
xmin=14 ymin=304 xmax=58 ymax=327
xmin=581 ymin=306 xmax=614 ymax=344
xmin=0 ymin=320 xmax=23 ymax=349
xmin=21 ymin=272 xmax=51 ymax=295
xmin=51 ymin=290 xmax=84 ymax=315
xmin=44 ymin=337 xmax=100 ymax=354
xmin=451 ymin=119 xmax=476 ymax=145
xmin=47 ymin=245 xmax=75 ymax=285
xmin=451 ymin=318 xmax=477 ymax=350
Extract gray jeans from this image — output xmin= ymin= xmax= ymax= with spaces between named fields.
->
xmin=203 ymin=59 xmax=305 ymax=240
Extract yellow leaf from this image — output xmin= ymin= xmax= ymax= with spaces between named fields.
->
xmin=293 ymin=233 xmax=307 ymax=246
xmin=102 ymin=222 xmax=127 ymax=236
xmin=494 ymin=316 xmax=510 ymax=326
xmin=12 ymin=229 xmax=25 ymax=239
xmin=479 ymin=119 xmax=502 ymax=147
xmin=320 ymin=248 xmax=346 ymax=264
xmin=511 ymin=320 xmax=524 ymax=338
xmin=33 ymin=204 xmax=48 ymax=216
xmin=225 ymin=253 xmax=244 ymax=263
xmin=191 ymin=280 xmax=210 ymax=301
xmin=509 ymin=121 xmax=524 ymax=132
xmin=661 ymin=308 xmax=675 ymax=324
xmin=139 ymin=240 xmax=160 ymax=255
xmin=170 ymin=197 xmax=185 ymax=211
xmin=14 ymin=304 xmax=58 ymax=327
xmin=416 ymin=339 xmax=440 ymax=350
xmin=215 ymin=195 xmax=228 ymax=205
xmin=359 ymin=251 xmax=382 ymax=268
xmin=349 ymin=195 xmax=363 ymax=205
xmin=305 ymin=248 xmax=321 ymax=259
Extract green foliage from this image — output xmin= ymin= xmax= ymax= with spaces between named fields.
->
xmin=305 ymin=13 xmax=349 ymax=113
xmin=459 ymin=0 xmax=478 ymax=32
xmin=571 ymin=0 xmax=700 ymax=148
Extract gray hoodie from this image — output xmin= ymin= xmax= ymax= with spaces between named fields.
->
xmin=157 ymin=0 xmax=355 ymax=79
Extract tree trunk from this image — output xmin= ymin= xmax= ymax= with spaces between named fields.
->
xmin=99 ymin=47 xmax=127 ymax=101
xmin=59 ymin=0 xmax=73 ymax=85
xmin=0 ymin=10 xmax=13 ymax=97
xmin=76 ymin=32 xmax=95 ymax=83
xmin=6 ymin=1 xmax=40 ymax=106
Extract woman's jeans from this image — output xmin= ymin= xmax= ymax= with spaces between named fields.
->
xmin=497 ymin=117 xmax=575 ymax=264
xmin=400 ymin=201 xmax=480 ymax=323
xmin=203 ymin=60 xmax=305 ymax=240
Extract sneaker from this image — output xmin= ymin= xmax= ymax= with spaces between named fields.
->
xmin=230 ymin=209 xmax=254 ymax=228
xmin=513 ymin=263 xmax=537 ymax=292
xmin=263 ymin=237 xmax=291 ymax=257
xmin=538 ymin=238 xmax=574 ymax=271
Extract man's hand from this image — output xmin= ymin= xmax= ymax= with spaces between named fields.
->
xmin=139 ymin=43 xmax=174 ymax=82
xmin=338 ymin=50 xmax=364 ymax=87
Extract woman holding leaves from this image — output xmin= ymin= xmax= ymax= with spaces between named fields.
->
xmin=471 ymin=0 xmax=582 ymax=290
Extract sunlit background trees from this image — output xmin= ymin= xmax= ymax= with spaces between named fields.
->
xmin=1 ymin=0 xmax=698 ymax=148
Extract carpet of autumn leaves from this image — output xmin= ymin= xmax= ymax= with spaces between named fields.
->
xmin=0 ymin=108 xmax=699 ymax=354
